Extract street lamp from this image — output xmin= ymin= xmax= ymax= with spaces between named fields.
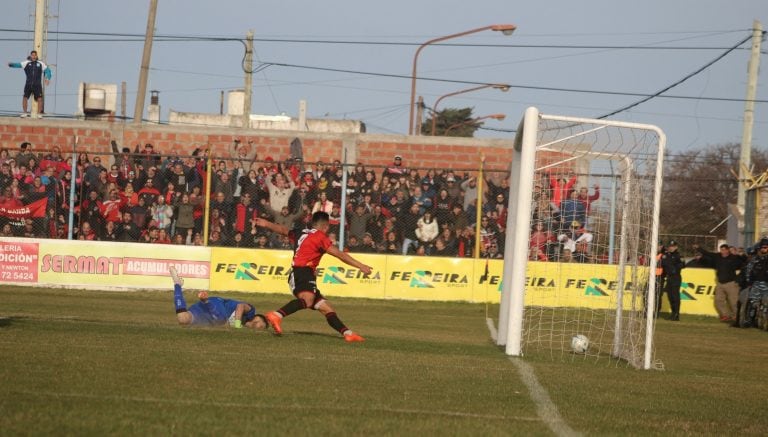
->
xmin=431 ymin=84 xmax=510 ymax=135
xmin=444 ymin=113 xmax=506 ymax=136
xmin=408 ymin=24 xmax=517 ymax=136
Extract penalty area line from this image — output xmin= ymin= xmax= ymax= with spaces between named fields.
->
xmin=486 ymin=318 xmax=581 ymax=437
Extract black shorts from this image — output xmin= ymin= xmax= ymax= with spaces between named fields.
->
xmin=24 ymin=83 xmax=43 ymax=99
xmin=289 ymin=266 xmax=325 ymax=302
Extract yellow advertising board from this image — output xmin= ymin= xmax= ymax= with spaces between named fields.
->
xmin=209 ymin=246 xmax=719 ymax=316
xmin=209 ymin=247 xmax=386 ymax=298
xmin=2 ymin=236 xmax=719 ymax=318
xmin=209 ymin=247 xmax=294 ymax=295
xmin=384 ymin=255 xmax=474 ymax=301
xmin=37 ymin=239 xmax=211 ymax=290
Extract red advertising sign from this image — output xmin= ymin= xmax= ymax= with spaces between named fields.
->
xmin=0 ymin=242 xmax=39 ymax=283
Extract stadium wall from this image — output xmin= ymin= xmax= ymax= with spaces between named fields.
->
xmin=0 ymin=237 xmax=720 ymax=316
xmin=0 ymin=118 xmax=513 ymax=170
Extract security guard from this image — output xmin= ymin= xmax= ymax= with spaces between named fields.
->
xmin=660 ymin=240 xmax=685 ymax=321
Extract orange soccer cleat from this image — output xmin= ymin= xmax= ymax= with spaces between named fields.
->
xmin=265 ymin=311 xmax=283 ymax=335
xmin=344 ymin=332 xmax=365 ymax=343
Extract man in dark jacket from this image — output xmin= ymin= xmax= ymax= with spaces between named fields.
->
xmin=695 ymin=244 xmax=746 ymax=322
xmin=660 ymin=240 xmax=685 ymax=321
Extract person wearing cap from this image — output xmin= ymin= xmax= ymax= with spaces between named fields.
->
xmin=357 ymin=232 xmax=378 ymax=253
xmin=659 ymin=240 xmax=685 ymax=321
xmin=382 ymin=155 xmax=407 ymax=180
xmin=694 ymin=243 xmax=745 ymax=322
xmin=110 ymin=140 xmax=134 ymax=180
xmin=739 ymin=238 xmax=768 ymax=327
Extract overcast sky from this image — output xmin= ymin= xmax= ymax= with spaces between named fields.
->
xmin=1 ymin=0 xmax=766 ymax=154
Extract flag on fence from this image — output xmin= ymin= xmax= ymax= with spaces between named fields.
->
xmin=0 ymin=198 xmax=48 ymax=221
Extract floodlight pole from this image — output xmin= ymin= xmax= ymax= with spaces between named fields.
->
xmin=408 ymin=24 xmax=516 ymax=135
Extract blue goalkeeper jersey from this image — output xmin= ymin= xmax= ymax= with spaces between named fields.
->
xmin=187 ymin=297 xmax=256 ymax=326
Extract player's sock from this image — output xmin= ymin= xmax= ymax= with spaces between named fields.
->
xmin=324 ymin=312 xmax=349 ymax=335
xmin=277 ymin=299 xmax=307 ymax=318
xmin=173 ymin=284 xmax=187 ymax=313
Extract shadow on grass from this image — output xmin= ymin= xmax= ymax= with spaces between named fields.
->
xmin=0 ymin=317 xmax=11 ymax=327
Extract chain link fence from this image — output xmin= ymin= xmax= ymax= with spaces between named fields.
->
xmin=0 ymin=142 xmax=740 ymax=262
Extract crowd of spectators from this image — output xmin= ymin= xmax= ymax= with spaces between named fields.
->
xmin=0 ymin=139 xmax=603 ymax=261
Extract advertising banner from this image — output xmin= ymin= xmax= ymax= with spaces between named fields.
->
xmin=209 ymin=248 xmax=386 ymax=298
xmin=1 ymin=236 xmax=718 ymax=317
xmin=384 ymin=255 xmax=474 ymax=301
xmin=37 ymin=240 xmax=211 ymax=289
xmin=0 ymin=240 xmax=39 ymax=283
xmin=209 ymin=247 xmax=294 ymax=295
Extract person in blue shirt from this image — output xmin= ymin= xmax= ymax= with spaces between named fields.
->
xmin=8 ymin=50 xmax=52 ymax=117
xmin=169 ymin=266 xmax=266 ymax=329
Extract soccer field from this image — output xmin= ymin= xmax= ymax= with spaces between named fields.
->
xmin=1 ymin=286 xmax=766 ymax=435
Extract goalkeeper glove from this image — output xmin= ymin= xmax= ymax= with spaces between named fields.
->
xmin=234 ymin=320 xmax=242 ymax=329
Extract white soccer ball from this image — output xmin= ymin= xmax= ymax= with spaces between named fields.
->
xmin=571 ymin=334 xmax=589 ymax=354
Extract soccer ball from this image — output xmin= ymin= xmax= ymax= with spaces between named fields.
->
xmin=570 ymin=334 xmax=589 ymax=354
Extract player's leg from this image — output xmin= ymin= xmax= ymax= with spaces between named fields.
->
xmin=266 ymin=267 xmax=313 ymax=334
xmin=315 ymin=298 xmax=364 ymax=342
xmin=169 ymin=266 xmax=192 ymax=325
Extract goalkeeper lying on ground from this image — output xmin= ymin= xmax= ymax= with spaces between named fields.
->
xmin=169 ymin=266 xmax=267 ymax=330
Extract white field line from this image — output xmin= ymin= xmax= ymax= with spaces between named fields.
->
xmin=8 ymin=390 xmax=543 ymax=423
xmin=486 ymin=318 xmax=581 ymax=437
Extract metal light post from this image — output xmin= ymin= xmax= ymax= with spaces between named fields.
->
xmin=431 ymin=84 xmax=509 ymax=135
xmin=444 ymin=113 xmax=506 ymax=136
xmin=408 ymin=24 xmax=516 ymax=136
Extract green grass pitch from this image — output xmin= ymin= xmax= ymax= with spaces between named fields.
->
xmin=0 ymin=286 xmax=766 ymax=435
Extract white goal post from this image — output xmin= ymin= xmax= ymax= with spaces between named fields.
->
xmin=498 ymin=107 xmax=666 ymax=369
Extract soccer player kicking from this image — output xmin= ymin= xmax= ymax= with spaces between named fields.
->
xmin=169 ymin=266 xmax=267 ymax=329
xmin=254 ymin=212 xmax=372 ymax=342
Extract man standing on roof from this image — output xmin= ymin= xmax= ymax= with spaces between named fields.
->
xmin=8 ymin=50 xmax=52 ymax=117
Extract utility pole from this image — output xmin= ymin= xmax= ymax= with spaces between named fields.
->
xmin=737 ymin=20 xmax=763 ymax=242
xmin=415 ymin=96 xmax=424 ymax=136
xmin=243 ymin=30 xmax=254 ymax=129
xmin=133 ymin=0 xmax=158 ymax=125
xmin=32 ymin=0 xmax=46 ymax=117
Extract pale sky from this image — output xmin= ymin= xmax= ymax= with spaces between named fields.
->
xmin=1 ymin=0 xmax=766 ymax=154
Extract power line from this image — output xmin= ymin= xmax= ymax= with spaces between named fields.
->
xmin=0 ymin=27 xmax=757 ymax=50
xmin=261 ymin=60 xmax=768 ymax=104
xmin=597 ymin=32 xmax=760 ymax=119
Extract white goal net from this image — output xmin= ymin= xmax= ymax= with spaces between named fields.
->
xmin=498 ymin=107 xmax=665 ymax=369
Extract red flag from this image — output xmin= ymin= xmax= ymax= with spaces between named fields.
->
xmin=0 ymin=198 xmax=48 ymax=220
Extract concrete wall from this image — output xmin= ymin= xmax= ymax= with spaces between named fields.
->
xmin=0 ymin=118 xmax=514 ymax=172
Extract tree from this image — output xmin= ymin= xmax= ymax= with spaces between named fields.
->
xmin=659 ymin=143 xmax=768 ymax=239
xmin=423 ymin=107 xmax=480 ymax=137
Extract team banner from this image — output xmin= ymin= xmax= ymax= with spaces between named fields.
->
xmin=37 ymin=240 xmax=211 ymax=289
xmin=0 ymin=198 xmax=47 ymax=220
